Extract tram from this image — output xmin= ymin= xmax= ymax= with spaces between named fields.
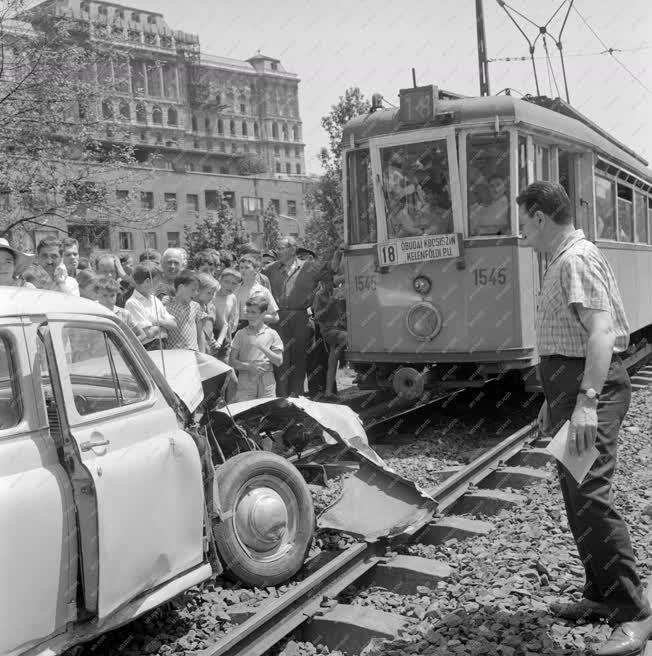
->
xmin=342 ymin=86 xmax=652 ymax=396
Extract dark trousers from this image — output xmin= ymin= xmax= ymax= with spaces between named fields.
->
xmin=306 ymin=321 xmax=333 ymax=397
xmin=275 ymin=310 xmax=311 ymax=397
xmin=540 ymin=354 xmax=651 ymax=623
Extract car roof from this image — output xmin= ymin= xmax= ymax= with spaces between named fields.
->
xmin=0 ymin=286 xmax=115 ymax=319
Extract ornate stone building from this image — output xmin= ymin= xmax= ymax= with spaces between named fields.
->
xmin=14 ymin=0 xmax=307 ymax=252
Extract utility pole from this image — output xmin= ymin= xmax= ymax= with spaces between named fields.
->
xmin=475 ymin=0 xmax=491 ymax=96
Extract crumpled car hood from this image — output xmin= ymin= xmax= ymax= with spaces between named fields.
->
xmin=217 ymin=397 xmax=436 ymax=541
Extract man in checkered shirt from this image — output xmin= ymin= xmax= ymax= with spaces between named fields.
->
xmin=518 ymin=181 xmax=651 ymax=656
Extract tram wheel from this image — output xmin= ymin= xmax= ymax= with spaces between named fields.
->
xmin=213 ymin=451 xmax=314 ymax=587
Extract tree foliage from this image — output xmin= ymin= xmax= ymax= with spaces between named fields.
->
xmin=261 ymin=202 xmax=281 ymax=252
xmin=236 ymin=154 xmax=267 ymax=176
xmin=0 ymin=1 xmax=166 ymax=246
xmin=183 ymin=192 xmax=250 ymax=262
xmin=304 ymin=88 xmax=370 ymax=257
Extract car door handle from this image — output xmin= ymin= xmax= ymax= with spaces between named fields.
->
xmin=80 ymin=438 xmax=111 ymax=451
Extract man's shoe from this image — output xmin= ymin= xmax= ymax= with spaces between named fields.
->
xmin=549 ymin=599 xmax=612 ymax=621
xmin=590 ymin=616 xmax=652 ymax=656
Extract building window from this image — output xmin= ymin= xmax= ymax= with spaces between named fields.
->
xmin=191 ymin=114 xmax=198 ymax=132
xmin=242 ymin=121 xmax=248 ymax=137
xmin=270 ymin=199 xmax=280 ymax=214
xmin=130 ymin=11 xmax=140 ymax=22
xmin=285 ymin=146 xmax=290 ymax=157
xmin=216 ymin=93 xmax=221 ymax=105
xmin=222 ymin=191 xmax=235 ymax=209
xmin=231 ymin=143 xmax=237 ymax=153
xmin=242 ymin=196 xmax=263 ymax=216
xmin=167 ymin=231 xmax=180 ymax=247
xmin=167 ymin=107 xmax=178 ymax=125
xmin=296 ymin=164 xmax=301 ymax=174
xmin=220 ymin=166 xmax=229 ymax=174
xmin=202 ymin=165 xmax=212 ymax=173
xmin=143 ymin=232 xmax=157 ymax=249
xmin=140 ymin=191 xmax=154 ymax=209
xmin=136 ymin=102 xmax=147 ymax=123
xmin=254 ymin=122 xmax=259 ymax=138
xmin=119 ymin=101 xmax=130 ymax=120
xmin=282 ymin=124 xmax=288 ymax=141
xmin=272 ymin=122 xmax=278 ymax=139
xmin=240 ymin=103 xmax=246 ymax=113
xmin=275 ymin=162 xmax=281 ymax=173
xmin=295 ymin=146 xmax=301 ymax=157
xmin=230 ymin=120 xmax=236 ymax=136
xmin=205 ymin=117 xmax=211 ymax=133
xmin=188 ymin=163 xmax=195 ymax=171
xmin=293 ymin=126 xmax=299 ymax=141
xmin=286 ymin=163 xmax=291 ymax=174
xmin=220 ymin=142 xmax=226 ymax=152
xmin=271 ymin=62 xmax=278 ymax=71
xmin=274 ymin=146 xmax=280 ymax=156
xmin=118 ymin=231 xmax=133 ymax=250
xmin=152 ymin=105 xmax=162 ymax=124
xmin=101 ymin=99 xmax=113 ymax=120
xmin=147 ymin=15 xmax=157 ymax=24
xmin=116 ymin=190 xmax=129 ymax=202
xmin=287 ymin=200 xmax=297 ymax=216
xmin=256 ymin=145 xmax=261 ymax=154
xmin=186 ymin=193 xmax=199 ymax=213
xmin=164 ymin=192 xmax=177 ymax=210
xmin=217 ymin=119 xmax=224 ymax=135
xmin=193 ymin=139 xmax=200 ymax=149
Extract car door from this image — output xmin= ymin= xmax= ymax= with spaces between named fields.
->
xmin=41 ymin=317 xmax=205 ymax=620
xmin=1 ymin=319 xmax=77 ymax=656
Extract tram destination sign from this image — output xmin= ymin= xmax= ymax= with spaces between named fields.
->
xmin=377 ymin=233 xmax=461 ymax=267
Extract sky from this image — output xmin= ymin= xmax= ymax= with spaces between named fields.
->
xmin=119 ymin=0 xmax=651 ymax=175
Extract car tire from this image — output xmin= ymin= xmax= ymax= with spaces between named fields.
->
xmin=213 ymin=451 xmax=314 ymax=587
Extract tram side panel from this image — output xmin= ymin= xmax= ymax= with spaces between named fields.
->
xmin=345 ymin=244 xmax=538 ymax=368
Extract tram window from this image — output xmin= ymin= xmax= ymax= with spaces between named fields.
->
xmin=595 ymin=175 xmax=616 ymax=240
xmin=616 ymin=184 xmax=633 ymax=242
xmin=380 ymin=139 xmax=453 ymax=238
xmin=534 ymin=145 xmax=551 ymax=180
xmin=648 ymin=197 xmax=652 ymax=245
xmin=467 ymin=133 xmax=510 ymax=236
xmin=518 ymin=136 xmax=528 ymax=191
xmin=346 ymin=150 xmax=376 ymax=244
xmin=634 ymin=191 xmax=647 ymax=243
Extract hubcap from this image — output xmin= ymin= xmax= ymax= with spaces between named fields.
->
xmin=234 ymin=484 xmax=292 ymax=555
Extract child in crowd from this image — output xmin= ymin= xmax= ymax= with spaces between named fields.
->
xmin=194 ymin=249 xmax=222 ymax=279
xmin=96 ymin=275 xmax=146 ymax=342
xmin=164 ymin=270 xmax=205 ymax=351
xmin=230 ymin=293 xmax=283 ymax=401
xmin=125 ymin=262 xmax=176 ymax=351
xmin=197 ymin=273 xmax=220 ymax=355
xmin=312 ymin=275 xmax=347 ymax=399
xmin=212 ymin=267 xmax=240 ymax=363
xmin=76 ymin=269 xmax=99 ymax=300
xmin=236 ymin=254 xmax=279 ymax=329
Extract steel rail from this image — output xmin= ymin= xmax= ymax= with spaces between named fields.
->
xmin=427 ymin=420 xmax=539 ymax=513
xmin=202 ymin=542 xmax=382 ymax=656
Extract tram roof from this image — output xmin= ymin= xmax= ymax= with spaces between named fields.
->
xmin=342 ymin=95 xmax=652 ymax=184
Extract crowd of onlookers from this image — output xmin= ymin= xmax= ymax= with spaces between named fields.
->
xmin=0 ymin=234 xmax=347 ymax=403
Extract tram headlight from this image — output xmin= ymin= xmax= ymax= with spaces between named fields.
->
xmin=413 ymin=275 xmax=432 ymax=295
xmin=406 ymin=302 xmax=443 ymax=341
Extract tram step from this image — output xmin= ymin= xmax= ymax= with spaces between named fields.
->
xmin=360 ymin=555 xmax=451 ymax=595
xmin=449 ymin=489 xmax=526 ymax=517
xmin=301 ymin=602 xmax=412 ymax=654
xmin=479 ymin=465 xmax=551 ymax=490
xmin=508 ymin=447 xmax=556 ymax=468
xmin=419 ymin=516 xmax=495 ymax=545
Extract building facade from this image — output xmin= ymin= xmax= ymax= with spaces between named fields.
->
xmin=15 ymin=0 xmax=308 ymax=253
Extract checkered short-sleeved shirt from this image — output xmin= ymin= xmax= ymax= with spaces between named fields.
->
xmin=536 ymin=229 xmax=629 ymax=357
xmin=166 ymin=299 xmax=204 ymax=350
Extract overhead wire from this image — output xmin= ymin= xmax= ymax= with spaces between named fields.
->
xmin=572 ymin=4 xmax=652 ymax=96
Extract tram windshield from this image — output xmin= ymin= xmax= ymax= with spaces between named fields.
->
xmin=346 ymin=149 xmax=377 ymax=244
xmin=467 ymin=133 xmax=511 ymax=236
xmin=379 ymin=139 xmax=453 ymax=239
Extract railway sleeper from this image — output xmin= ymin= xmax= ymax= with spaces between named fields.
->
xmin=357 ymin=554 xmax=452 ymax=595
xmin=478 ymin=465 xmax=551 ymax=490
xmin=507 ymin=447 xmax=556 ymax=468
xmin=419 ymin=516 xmax=495 ymax=545
xmin=301 ymin=602 xmax=414 ymax=655
xmin=449 ymin=488 xmax=526 ymax=516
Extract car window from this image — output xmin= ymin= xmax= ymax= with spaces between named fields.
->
xmin=0 ymin=335 xmax=21 ymax=429
xmin=62 ymin=326 xmax=148 ymax=416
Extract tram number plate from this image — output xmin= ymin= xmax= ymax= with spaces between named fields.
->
xmin=377 ymin=234 xmax=460 ymax=267
xmin=353 ymin=275 xmax=377 ymax=292
xmin=472 ymin=267 xmax=507 ymax=286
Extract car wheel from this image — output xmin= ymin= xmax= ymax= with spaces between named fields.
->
xmin=213 ymin=451 xmax=314 ymax=587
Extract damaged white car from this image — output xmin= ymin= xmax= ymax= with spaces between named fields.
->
xmin=0 ymin=288 xmax=434 ymax=656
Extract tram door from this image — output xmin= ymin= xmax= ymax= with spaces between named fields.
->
xmin=534 ymin=144 xmax=553 ymax=285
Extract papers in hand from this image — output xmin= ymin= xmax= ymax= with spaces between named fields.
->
xmin=545 ymin=420 xmax=600 ymax=484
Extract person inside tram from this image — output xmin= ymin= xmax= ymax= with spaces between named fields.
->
xmin=416 ymin=189 xmax=454 ymax=235
xmin=469 ymin=174 xmax=510 ymax=236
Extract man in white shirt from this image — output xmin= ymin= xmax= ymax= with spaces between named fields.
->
xmin=37 ymin=236 xmax=80 ymax=296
